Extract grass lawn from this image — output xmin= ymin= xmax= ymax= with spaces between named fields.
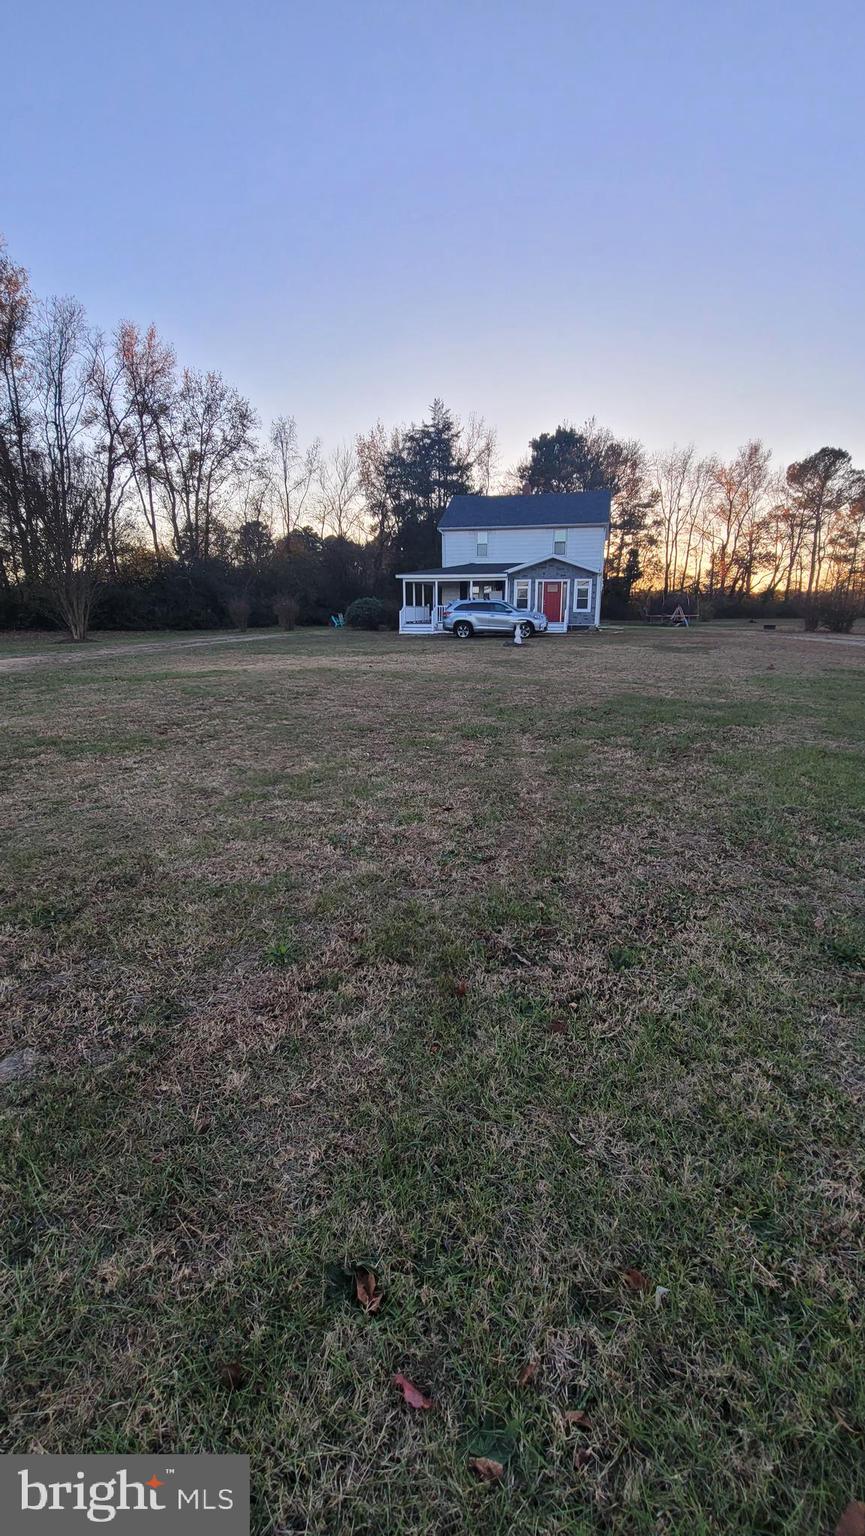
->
xmin=1 ymin=626 xmax=863 ymax=1534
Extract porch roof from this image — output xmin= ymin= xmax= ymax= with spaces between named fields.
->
xmin=396 ymin=563 xmax=515 ymax=580
xmin=506 ymin=557 xmax=600 ymax=576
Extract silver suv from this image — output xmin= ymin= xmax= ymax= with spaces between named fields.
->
xmin=442 ymin=599 xmax=549 ymax=639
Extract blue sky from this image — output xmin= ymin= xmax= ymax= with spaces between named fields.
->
xmin=4 ymin=0 xmax=863 ymax=471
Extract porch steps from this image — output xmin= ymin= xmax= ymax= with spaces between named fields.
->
xmin=546 ymin=622 xmax=567 ymax=633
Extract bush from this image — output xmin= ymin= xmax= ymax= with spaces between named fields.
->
xmin=274 ymin=594 xmax=299 ymax=631
xmin=377 ymin=597 xmax=401 ymax=630
xmin=345 ymin=596 xmax=385 ymax=630
xmin=817 ymin=588 xmax=861 ymax=633
xmin=227 ymin=595 xmax=251 ymax=632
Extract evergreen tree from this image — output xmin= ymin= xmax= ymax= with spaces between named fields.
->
xmin=384 ymin=400 xmax=474 ymax=570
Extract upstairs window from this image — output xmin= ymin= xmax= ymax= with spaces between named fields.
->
xmin=553 ymin=529 xmax=567 ymax=556
xmin=476 ymin=532 xmax=489 ymax=558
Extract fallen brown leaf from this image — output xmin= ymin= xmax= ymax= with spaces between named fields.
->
xmin=393 ymin=1372 xmax=432 ymax=1410
xmin=836 ymin=1502 xmax=865 ymax=1536
xmin=548 ymin=1018 xmax=568 ymax=1035
xmin=517 ymin=1361 xmax=538 ymax=1387
xmin=355 ymin=1266 xmax=382 ymax=1314
xmin=217 ymin=1361 xmax=248 ymax=1391
xmin=469 ymin=1456 xmax=505 ymax=1483
xmin=454 ymin=980 xmax=468 ymax=999
xmin=622 ymin=1266 xmax=651 ymax=1292
xmin=564 ymin=1409 xmax=592 ymax=1429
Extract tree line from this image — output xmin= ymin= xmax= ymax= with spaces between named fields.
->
xmin=2 ymin=237 xmax=862 ymax=638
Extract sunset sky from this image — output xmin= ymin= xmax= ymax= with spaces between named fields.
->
xmin=4 ymin=0 xmax=863 ymax=471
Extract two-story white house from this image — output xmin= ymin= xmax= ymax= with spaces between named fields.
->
xmin=397 ymin=490 xmax=610 ymax=634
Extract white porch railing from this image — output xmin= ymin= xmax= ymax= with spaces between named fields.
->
xmin=399 ymin=605 xmax=447 ymax=634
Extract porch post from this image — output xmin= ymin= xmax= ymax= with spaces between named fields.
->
xmin=432 ymin=579 xmax=439 ymax=628
xmin=593 ymin=570 xmax=602 ymax=627
xmin=399 ymin=579 xmax=407 ymax=633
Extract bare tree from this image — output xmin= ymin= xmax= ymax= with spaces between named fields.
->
xmin=316 ymin=441 xmax=364 ymax=539
xmin=86 ymin=333 xmax=136 ymax=575
xmin=787 ymin=447 xmax=854 ymax=595
xmin=462 ymin=412 xmax=498 ymax=493
xmin=706 ymin=441 xmax=772 ymax=596
xmin=155 ymin=369 xmax=258 ymax=563
xmin=116 ymin=321 xmax=176 ymax=559
xmin=0 ymin=290 xmax=107 ymax=639
xmin=357 ymin=420 xmax=401 ymax=586
xmin=0 ymin=241 xmax=39 ymax=588
xmin=649 ymin=445 xmax=715 ymax=595
xmin=604 ymin=438 xmax=658 ymax=585
xmin=267 ymin=416 xmax=321 ymax=540
xmin=823 ymin=470 xmax=865 ymax=594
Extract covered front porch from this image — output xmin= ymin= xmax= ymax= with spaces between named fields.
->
xmin=397 ymin=565 xmax=509 ymax=634
xmin=396 ymin=559 xmax=603 ymax=634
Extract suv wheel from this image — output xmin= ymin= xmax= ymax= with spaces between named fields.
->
xmin=453 ymin=620 xmax=473 ymax=639
xmin=519 ymin=621 xmax=534 ymax=638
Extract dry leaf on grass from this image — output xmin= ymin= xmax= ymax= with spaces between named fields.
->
xmin=469 ymin=1456 xmax=505 ymax=1483
xmin=517 ymin=1361 xmax=538 ymax=1387
xmin=355 ymin=1266 xmax=382 ymax=1314
xmin=392 ymin=1373 xmax=433 ymax=1409
xmin=548 ymin=1018 xmax=568 ymax=1035
xmin=454 ymin=980 xmax=469 ymax=999
xmin=217 ymin=1361 xmax=248 ymax=1391
xmin=622 ymin=1266 xmax=651 ymax=1292
xmin=836 ymin=1502 xmax=865 ymax=1536
xmin=564 ymin=1409 xmax=592 ymax=1429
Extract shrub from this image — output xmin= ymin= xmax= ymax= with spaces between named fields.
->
xmin=820 ymin=588 xmax=862 ymax=633
xmin=345 ymin=596 xmax=385 ymax=630
xmin=274 ymin=594 xmax=299 ymax=631
xmin=375 ymin=597 xmax=401 ymax=630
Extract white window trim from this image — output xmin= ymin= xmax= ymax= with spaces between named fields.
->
xmin=553 ymin=529 xmax=567 ymax=556
xmin=513 ymin=580 xmax=530 ymax=610
xmin=476 ymin=531 xmax=489 ymax=557
xmin=573 ymin=579 xmax=591 ymax=611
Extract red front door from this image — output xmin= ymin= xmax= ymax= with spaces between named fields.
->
xmin=542 ymin=581 xmax=564 ymax=622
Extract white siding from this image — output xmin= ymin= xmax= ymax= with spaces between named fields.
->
xmin=441 ymin=524 xmax=606 ymax=570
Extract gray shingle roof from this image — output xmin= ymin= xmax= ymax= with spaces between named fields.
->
xmin=438 ymin=491 xmax=611 ymax=529
xmin=395 ymin=562 xmax=515 ymax=578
